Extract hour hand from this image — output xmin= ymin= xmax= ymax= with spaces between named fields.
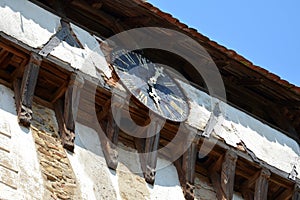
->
xmin=148 ymin=86 xmax=161 ymax=105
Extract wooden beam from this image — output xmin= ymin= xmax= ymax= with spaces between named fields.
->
xmin=254 ymin=168 xmax=271 ymax=200
xmin=140 ymin=119 xmax=162 ymax=185
xmin=221 ymin=150 xmax=238 ymax=199
xmin=181 ymin=134 xmax=200 ymax=200
xmin=209 ymin=150 xmax=237 ymax=200
xmin=101 ymin=105 xmax=119 ymax=170
xmin=293 ymin=184 xmax=300 ymax=200
xmin=61 ymin=73 xmax=84 ymax=151
xmin=14 ymin=53 xmax=41 ymax=127
xmin=275 ymin=188 xmax=293 ymax=200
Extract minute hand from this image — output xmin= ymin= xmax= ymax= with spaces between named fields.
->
xmin=148 ymin=66 xmax=165 ymax=86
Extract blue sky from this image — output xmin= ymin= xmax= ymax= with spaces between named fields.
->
xmin=148 ymin=0 xmax=300 ymax=86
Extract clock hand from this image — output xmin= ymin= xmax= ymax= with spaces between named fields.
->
xmin=148 ymin=66 xmax=165 ymax=86
xmin=148 ymin=85 xmax=161 ymax=105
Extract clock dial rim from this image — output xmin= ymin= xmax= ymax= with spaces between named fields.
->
xmin=112 ymin=50 xmax=189 ymax=122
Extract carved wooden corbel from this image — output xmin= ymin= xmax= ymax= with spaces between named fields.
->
xmin=209 ymin=150 xmax=238 ymax=200
xmin=181 ymin=134 xmax=200 ymax=200
xmin=14 ymin=53 xmax=41 ymax=127
xmin=137 ymin=119 xmax=162 ymax=185
xmin=102 ymin=104 xmax=119 ymax=170
xmin=144 ymin=122 xmax=161 ymax=185
xmin=54 ymin=73 xmax=84 ymax=152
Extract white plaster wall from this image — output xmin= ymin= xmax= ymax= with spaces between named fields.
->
xmin=0 ymin=0 xmax=60 ymax=48
xmin=68 ymin=122 xmax=185 ymax=200
xmin=148 ymin=158 xmax=185 ymax=200
xmin=0 ymin=84 xmax=45 ymax=199
xmin=50 ymin=23 xmax=111 ymax=80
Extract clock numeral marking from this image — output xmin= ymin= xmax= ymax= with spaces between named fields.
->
xmin=164 ymin=82 xmax=176 ymax=87
xmin=156 ymin=103 xmax=163 ymax=115
xmin=164 ymin=104 xmax=176 ymax=119
xmin=170 ymin=100 xmax=184 ymax=115
xmin=170 ymin=95 xmax=184 ymax=103
xmin=137 ymin=91 xmax=147 ymax=104
xmin=123 ymin=53 xmax=136 ymax=65
xmin=136 ymin=54 xmax=149 ymax=69
xmin=115 ymin=57 xmax=130 ymax=67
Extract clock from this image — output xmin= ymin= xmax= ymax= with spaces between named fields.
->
xmin=111 ymin=50 xmax=189 ymax=122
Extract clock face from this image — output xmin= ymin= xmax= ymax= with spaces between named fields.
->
xmin=112 ymin=50 xmax=189 ymax=122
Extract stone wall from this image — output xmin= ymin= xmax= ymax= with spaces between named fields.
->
xmin=31 ymin=103 xmax=80 ymax=200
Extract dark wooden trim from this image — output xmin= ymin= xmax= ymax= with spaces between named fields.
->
xmin=54 ymin=73 xmax=84 ymax=152
xmin=254 ymin=168 xmax=271 ymax=200
xmin=209 ymin=150 xmax=237 ymax=200
xmin=181 ymin=134 xmax=200 ymax=200
xmin=14 ymin=53 xmax=41 ymax=127
xmin=141 ymin=119 xmax=162 ymax=185
xmin=221 ymin=150 xmax=238 ymax=199
xmin=102 ymin=106 xmax=119 ymax=170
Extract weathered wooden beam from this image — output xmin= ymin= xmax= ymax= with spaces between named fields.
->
xmin=274 ymin=188 xmax=293 ymax=200
xmin=221 ymin=150 xmax=238 ymax=199
xmin=61 ymin=73 xmax=84 ymax=151
xmin=101 ymin=105 xmax=119 ymax=170
xmin=181 ymin=134 xmax=200 ymax=200
xmin=144 ymin=132 xmax=160 ymax=184
xmin=14 ymin=53 xmax=41 ymax=127
xmin=241 ymin=189 xmax=254 ymax=200
xmin=140 ymin=119 xmax=162 ymax=185
xmin=293 ymin=184 xmax=300 ymax=200
xmin=209 ymin=150 xmax=237 ymax=200
xmin=254 ymin=168 xmax=271 ymax=200
xmin=71 ymin=0 xmax=124 ymax=34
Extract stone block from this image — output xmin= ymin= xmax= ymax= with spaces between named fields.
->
xmin=0 ymin=165 xmax=18 ymax=190
xmin=0 ymin=132 xmax=11 ymax=152
xmin=0 ymin=120 xmax=11 ymax=138
xmin=0 ymin=151 xmax=17 ymax=173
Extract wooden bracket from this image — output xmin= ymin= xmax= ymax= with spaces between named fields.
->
xmin=138 ymin=119 xmax=162 ymax=185
xmin=181 ymin=134 xmax=200 ymax=200
xmin=209 ymin=150 xmax=238 ymax=200
xmin=101 ymin=105 xmax=119 ymax=170
xmin=254 ymin=168 xmax=271 ymax=200
xmin=13 ymin=53 xmax=41 ymax=127
xmin=54 ymin=73 xmax=84 ymax=152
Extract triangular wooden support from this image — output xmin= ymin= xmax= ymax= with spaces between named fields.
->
xmin=39 ymin=20 xmax=83 ymax=57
